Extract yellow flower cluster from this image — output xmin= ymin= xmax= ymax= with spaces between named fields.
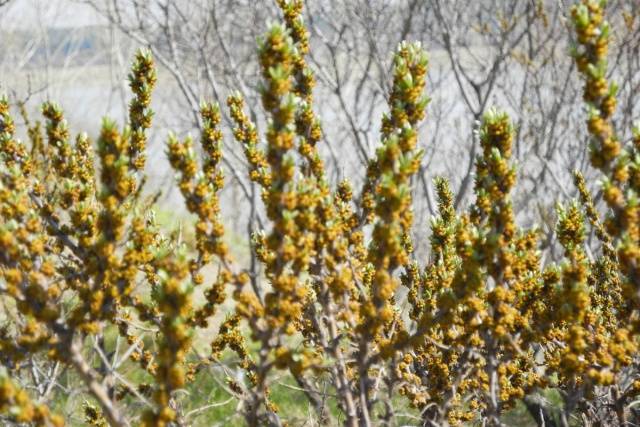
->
xmin=1 ymin=97 xmax=63 ymax=343
xmin=361 ymin=42 xmax=428 ymax=225
xmin=142 ymin=257 xmax=192 ymax=426
xmin=276 ymin=0 xmax=324 ymax=180
xmin=361 ymin=42 xmax=428 ymax=339
xmin=571 ymin=0 xmax=640 ymax=327
xmin=167 ymin=103 xmax=228 ymax=266
xmin=0 ymin=372 xmax=64 ymax=426
xmin=571 ymin=0 xmax=620 ymax=168
xmin=83 ymin=401 xmax=107 ymax=427
xmin=128 ymin=49 xmax=157 ymax=173
xmin=391 ymin=109 xmax=548 ymax=424
xmin=227 ymin=95 xmax=272 ymax=188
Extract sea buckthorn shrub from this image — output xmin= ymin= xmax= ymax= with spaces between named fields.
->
xmin=0 ymin=0 xmax=639 ymax=426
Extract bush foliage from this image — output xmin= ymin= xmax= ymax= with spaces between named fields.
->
xmin=1 ymin=0 xmax=639 ymax=426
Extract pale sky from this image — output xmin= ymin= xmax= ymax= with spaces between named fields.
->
xmin=1 ymin=0 xmax=104 ymax=29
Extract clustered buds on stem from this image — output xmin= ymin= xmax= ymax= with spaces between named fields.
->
xmin=572 ymin=0 xmax=640 ymax=324
xmin=128 ymin=49 xmax=157 ymax=173
xmin=361 ymin=42 xmax=428 ymax=338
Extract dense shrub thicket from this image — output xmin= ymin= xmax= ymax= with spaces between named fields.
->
xmin=1 ymin=0 xmax=639 ymax=426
